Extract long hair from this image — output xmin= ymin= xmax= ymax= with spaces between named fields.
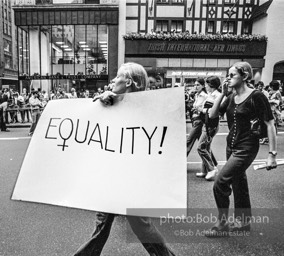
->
xmin=120 ymin=62 xmax=148 ymax=92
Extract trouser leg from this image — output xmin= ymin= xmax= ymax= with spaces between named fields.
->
xmin=197 ymin=127 xmax=218 ymax=173
xmin=74 ymin=212 xmax=115 ymax=256
xmin=127 ymin=216 xmax=175 ymax=256
xmin=213 ymin=145 xmax=258 ymax=223
xmin=186 ymin=119 xmax=203 ymax=155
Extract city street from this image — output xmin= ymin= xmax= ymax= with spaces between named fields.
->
xmin=0 ymin=124 xmax=284 ymax=256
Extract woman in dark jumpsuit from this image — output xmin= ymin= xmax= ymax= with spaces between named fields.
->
xmin=205 ymin=61 xmax=277 ymax=237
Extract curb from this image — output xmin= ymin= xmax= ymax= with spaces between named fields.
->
xmin=6 ymin=123 xmax=31 ymax=128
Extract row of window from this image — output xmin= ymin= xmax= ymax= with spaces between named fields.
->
xmin=157 ymin=0 xmax=254 ymax=4
xmin=3 ymin=22 xmax=12 ymax=36
xmin=156 ymin=20 xmax=250 ymax=34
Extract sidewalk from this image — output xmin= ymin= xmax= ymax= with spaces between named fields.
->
xmin=6 ymin=122 xmax=31 ymax=128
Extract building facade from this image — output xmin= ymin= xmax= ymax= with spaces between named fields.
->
xmin=252 ymin=0 xmax=284 ymax=85
xmin=12 ymin=0 xmax=119 ymax=95
xmin=0 ymin=0 xmax=19 ymax=90
xmin=122 ymin=0 xmax=273 ymax=88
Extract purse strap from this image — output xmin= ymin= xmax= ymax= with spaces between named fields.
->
xmin=250 ymin=90 xmax=258 ymax=120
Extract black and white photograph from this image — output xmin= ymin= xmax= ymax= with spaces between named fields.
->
xmin=0 ymin=0 xmax=283 ymax=255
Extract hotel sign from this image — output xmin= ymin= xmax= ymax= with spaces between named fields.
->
xmin=125 ymin=40 xmax=267 ymax=57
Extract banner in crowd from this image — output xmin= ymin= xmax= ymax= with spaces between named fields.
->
xmin=12 ymin=88 xmax=187 ymax=217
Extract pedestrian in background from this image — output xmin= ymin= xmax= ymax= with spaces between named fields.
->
xmin=256 ymin=81 xmax=269 ymax=98
xmin=196 ymin=76 xmax=221 ymax=181
xmin=73 ymin=62 xmax=176 ymax=256
xmin=205 ymin=61 xmax=277 ymax=237
xmin=0 ymin=89 xmax=9 ymax=132
xmin=28 ymin=90 xmax=44 ymax=136
xmin=186 ymin=78 xmax=207 ymax=157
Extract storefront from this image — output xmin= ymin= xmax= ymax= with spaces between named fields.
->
xmin=13 ymin=4 xmax=118 ymax=95
xmin=0 ymin=77 xmax=19 ymax=91
xmin=124 ymin=38 xmax=267 ymax=88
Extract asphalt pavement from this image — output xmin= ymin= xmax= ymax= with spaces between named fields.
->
xmin=0 ymin=125 xmax=283 ymax=256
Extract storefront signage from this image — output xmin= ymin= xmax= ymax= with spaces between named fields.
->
xmin=125 ymin=40 xmax=267 ymax=57
xmin=100 ymin=0 xmax=119 ymax=4
xmin=168 ymin=71 xmax=224 ymax=77
xmin=148 ymin=43 xmax=246 ymax=53
xmin=19 ymin=74 xmax=108 ymax=80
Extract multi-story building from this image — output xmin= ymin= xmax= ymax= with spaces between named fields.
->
xmin=122 ymin=0 xmax=276 ymax=88
xmin=10 ymin=0 xmax=283 ymax=93
xmin=12 ymin=0 xmax=119 ymax=94
xmin=252 ymin=0 xmax=284 ymax=85
xmin=0 ymin=0 xmax=18 ymax=90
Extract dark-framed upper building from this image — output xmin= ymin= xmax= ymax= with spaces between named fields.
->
xmin=122 ymin=0 xmax=271 ymax=88
xmin=12 ymin=0 xmax=119 ymax=95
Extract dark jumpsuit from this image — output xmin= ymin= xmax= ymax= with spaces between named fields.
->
xmin=213 ymin=90 xmax=273 ymax=223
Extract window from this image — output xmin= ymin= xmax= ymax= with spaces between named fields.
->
xmin=224 ymin=0 xmax=236 ymax=4
xmin=222 ymin=21 xmax=235 ymax=34
xmin=245 ymin=0 xmax=254 ymax=4
xmin=172 ymin=0 xmax=184 ymax=3
xmin=208 ymin=0 xmax=216 ymax=4
xmin=243 ymin=22 xmax=251 ymax=34
xmin=3 ymin=23 xmax=8 ymax=34
xmin=171 ymin=20 xmax=183 ymax=32
xmin=156 ymin=20 xmax=168 ymax=32
xmin=157 ymin=0 xmax=184 ymax=3
xmin=207 ymin=21 xmax=215 ymax=34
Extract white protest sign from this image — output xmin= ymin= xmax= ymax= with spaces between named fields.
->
xmin=12 ymin=88 xmax=187 ymax=217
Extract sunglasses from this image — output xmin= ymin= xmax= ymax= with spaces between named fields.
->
xmin=228 ymin=73 xmax=237 ymax=79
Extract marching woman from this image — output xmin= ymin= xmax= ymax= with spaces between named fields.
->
xmin=205 ymin=61 xmax=277 ymax=237
xmin=186 ymin=78 xmax=208 ymax=157
xmin=196 ymin=76 xmax=221 ymax=181
xmin=73 ymin=62 xmax=175 ymax=256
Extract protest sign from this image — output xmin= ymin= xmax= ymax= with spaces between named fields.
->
xmin=12 ymin=87 xmax=187 ymax=217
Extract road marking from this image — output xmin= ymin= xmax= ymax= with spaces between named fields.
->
xmin=0 ymin=137 xmax=31 ymax=140
xmin=187 ymin=159 xmax=284 ymax=166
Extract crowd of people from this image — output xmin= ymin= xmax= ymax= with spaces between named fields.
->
xmin=0 ymin=61 xmax=280 ymax=254
xmin=72 ymin=61 xmax=278 ymax=255
xmin=184 ymin=74 xmax=282 ymax=184
xmin=0 ymin=86 xmax=112 ymax=134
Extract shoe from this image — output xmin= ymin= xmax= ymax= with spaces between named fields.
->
xmin=196 ymin=172 xmax=206 ymax=178
xmin=205 ymin=223 xmax=229 ymax=238
xmin=229 ymin=220 xmax=251 ymax=232
xmin=205 ymin=167 xmax=218 ymax=181
xmin=259 ymin=138 xmax=268 ymax=144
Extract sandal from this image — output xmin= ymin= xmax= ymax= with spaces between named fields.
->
xmin=205 ymin=224 xmax=229 ymax=238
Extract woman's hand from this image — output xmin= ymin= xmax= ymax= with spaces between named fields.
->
xmin=93 ymin=91 xmax=117 ymax=105
xmin=221 ymin=78 xmax=229 ymax=96
xmin=266 ymin=154 xmax=277 ymax=171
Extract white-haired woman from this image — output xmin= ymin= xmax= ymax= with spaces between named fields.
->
xmin=74 ymin=62 xmax=175 ymax=256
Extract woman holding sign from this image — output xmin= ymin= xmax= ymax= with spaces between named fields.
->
xmin=205 ymin=61 xmax=277 ymax=237
xmin=73 ymin=62 xmax=176 ymax=256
